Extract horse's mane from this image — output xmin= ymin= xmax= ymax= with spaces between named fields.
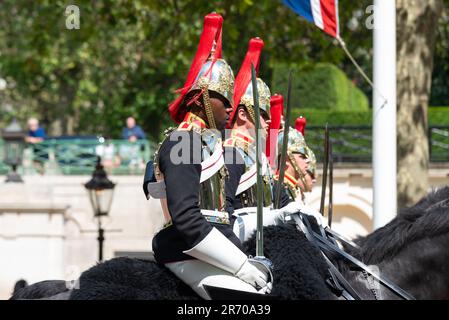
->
xmin=353 ymin=186 xmax=449 ymax=264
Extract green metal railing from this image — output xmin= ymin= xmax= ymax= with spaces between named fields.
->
xmin=0 ymin=138 xmax=155 ymax=175
xmin=1 ymin=126 xmax=449 ymax=176
xmin=306 ymin=125 xmax=449 ymax=163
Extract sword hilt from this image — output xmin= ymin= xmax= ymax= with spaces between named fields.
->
xmin=249 ymin=256 xmax=274 ymax=289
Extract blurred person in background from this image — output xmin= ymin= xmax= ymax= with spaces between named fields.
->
xmin=96 ymin=136 xmax=121 ymax=169
xmin=24 ymin=117 xmax=47 ymax=174
xmin=120 ymin=117 xmax=146 ymax=169
xmin=25 ymin=118 xmax=46 ymax=144
xmin=121 ymin=117 xmax=146 ymax=142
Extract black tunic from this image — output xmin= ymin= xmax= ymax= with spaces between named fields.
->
xmin=152 ymin=130 xmax=242 ymax=264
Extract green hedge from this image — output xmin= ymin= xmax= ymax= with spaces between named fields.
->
xmin=289 ymin=106 xmax=449 ymax=127
xmin=271 ymin=62 xmax=369 ymax=112
xmin=428 ymin=107 xmax=449 ymax=125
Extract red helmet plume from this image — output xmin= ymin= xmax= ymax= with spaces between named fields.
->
xmin=168 ymin=13 xmax=223 ymax=123
xmin=266 ymin=94 xmax=284 ymax=167
xmin=227 ymin=37 xmax=264 ymax=128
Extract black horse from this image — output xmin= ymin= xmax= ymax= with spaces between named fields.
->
xmin=11 ymin=223 xmax=334 ymax=300
xmin=11 ymin=187 xmax=449 ymax=300
xmin=341 ymin=186 xmax=449 ymax=299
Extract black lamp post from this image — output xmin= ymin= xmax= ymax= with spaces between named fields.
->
xmin=2 ymin=119 xmax=25 ymax=183
xmin=84 ymin=157 xmax=115 ymax=262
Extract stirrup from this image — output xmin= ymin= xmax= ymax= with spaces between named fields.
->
xmin=248 ymin=256 xmax=274 ymax=289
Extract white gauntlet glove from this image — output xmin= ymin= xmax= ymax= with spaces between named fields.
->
xmin=236 ymin=260 xmax=268 ymax=289
xmin=281 ymin=201 xmax=302 ymax=214
xmin=278 ymin=201 xmax=328 ymax=227
xmin=277 ymin=201 xmax=303 ymax=219
xmin=301 ymin=208 xmax=328 ymax=228
xmin=183 ymin=228 xmax=272 ymax=292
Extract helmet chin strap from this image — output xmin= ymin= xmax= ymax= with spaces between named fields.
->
xmin=247 ymin=105 xmax=256 ymax=125
xmin=288 ymin=152 xmax=310 ymax=193
xmin=201 ymin=85 xmax=217 ymax=130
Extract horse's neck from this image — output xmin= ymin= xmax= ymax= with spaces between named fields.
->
xmin=352 ymin=232 xmax=449 ymax=300
xmin=377 ymin=233 xmax=449 ymax=300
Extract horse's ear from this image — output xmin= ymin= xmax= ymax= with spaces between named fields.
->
xmin=13 ymin=279 xmax=28 ymax=294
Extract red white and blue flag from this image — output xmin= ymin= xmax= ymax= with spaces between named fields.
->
xmin=283 ymin=0 xmax=340 ymax=38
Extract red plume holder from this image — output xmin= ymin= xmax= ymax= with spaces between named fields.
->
xmin=295 ymin=116 xmax=306 ymax=137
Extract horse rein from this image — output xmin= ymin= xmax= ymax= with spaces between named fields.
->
xmin=291 ymin=212 xmax=416 ymax=300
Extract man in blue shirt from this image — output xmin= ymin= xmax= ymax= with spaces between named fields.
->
xmin=25 ymin=118 xmax=46 ymax=144
xmin=121 ymin=117 xmax=146 ymax=142
xmin=25 ymin=118 xmax=47 ymax=174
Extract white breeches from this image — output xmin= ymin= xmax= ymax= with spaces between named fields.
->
xmin=165 ymin=259 xmax=258 ymax=300
xmin=232 ymin=208 xmax=282 ymax=242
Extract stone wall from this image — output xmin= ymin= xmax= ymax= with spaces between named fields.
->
xmin=0 ymin=175 xmax=164 ymax=299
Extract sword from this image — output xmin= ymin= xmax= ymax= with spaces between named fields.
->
xmin=328 ymin=137 xmax=333 ymax=228
xmin=251 ymin=64 xmax=274 ymax=288
xmin=251 ymin=63 xmax=264 ymax=258
xmin=319 ymin=123 xmax=329 ymax=216
xmin=274 ymin=70 xmax=293 ymax=209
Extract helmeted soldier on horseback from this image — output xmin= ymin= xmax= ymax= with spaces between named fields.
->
xmin=223 ymin=38 xmax=302 ymax=243
xmin=276 ymin=116 xmax=318 ymax=205
xmin=145 ymin=13 xmax=271 ymax=300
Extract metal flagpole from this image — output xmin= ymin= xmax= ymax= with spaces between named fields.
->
xmin=373 ymin=0 xmax=397 ymax=229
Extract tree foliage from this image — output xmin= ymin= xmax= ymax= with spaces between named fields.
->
xmin=0 ymin=0 xmax=447 ymax=141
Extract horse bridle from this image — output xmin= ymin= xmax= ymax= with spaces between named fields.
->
xmin=290 ymin=212 xmax=416 ymax=300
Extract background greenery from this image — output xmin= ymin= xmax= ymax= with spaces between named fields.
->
xmin=272 ymin=62 xmax=369 ymax=112
xmin=0 ymin=0 xmax=448 ymax=141
xmin=290 ymin=106 xmax=449 ymax=127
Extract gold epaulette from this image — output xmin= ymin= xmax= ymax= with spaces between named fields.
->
xmin=223 ymin=137 xmax=251 ymax=156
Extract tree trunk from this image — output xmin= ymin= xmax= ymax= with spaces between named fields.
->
xmin=396 ymin=0 xmax=443 ymax=208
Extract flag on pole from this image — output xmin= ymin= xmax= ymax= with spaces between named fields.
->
xmin=283 ymin=0 xmax=340 ymax=38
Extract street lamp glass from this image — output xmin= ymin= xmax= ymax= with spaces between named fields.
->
xmin=84 ymin=158 xmax=115 ymax=217
xmin=2 ymin=119 xmax=25 ymax=166
xmin=4 ymin=141 xmax=23 ymax=166
xmin=88 ymin=188 xmax=114 ymax=216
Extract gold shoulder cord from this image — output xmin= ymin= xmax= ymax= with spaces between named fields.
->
xmin=153 ymin=127 xmax=176 ymax=180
